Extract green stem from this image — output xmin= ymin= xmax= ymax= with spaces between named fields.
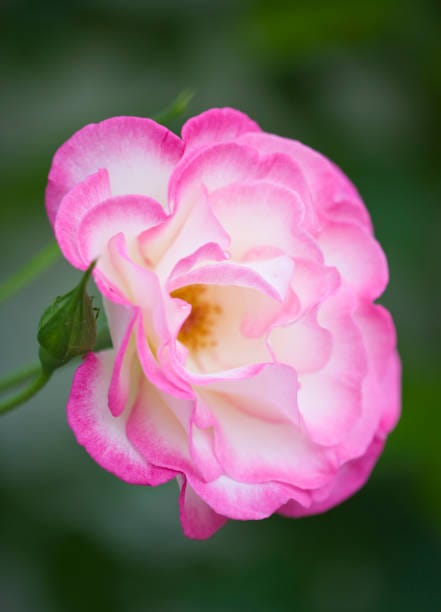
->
xmin=0 ymin=240 xmax=61 ymax=305
xmin=153 ymin=89 xmax=195 ymax=126
xmin=0 ymin=362 xmax=41 ymax=394
xmin=0 ymin=368 xmax=52 ymax=415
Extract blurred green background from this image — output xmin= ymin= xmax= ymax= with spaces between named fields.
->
xmin=1 ymin=1 xmax=440 ymax=610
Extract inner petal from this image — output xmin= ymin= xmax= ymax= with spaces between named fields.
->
xmin=171 ymin=284 xmax=275 ymax=374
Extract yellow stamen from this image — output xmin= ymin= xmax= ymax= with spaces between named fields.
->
xmin=171 ymin=285 xmax=222 ymax=352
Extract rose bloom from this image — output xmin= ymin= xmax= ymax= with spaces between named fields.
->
xmin=46 ymin=108 xmax=400 ymax=539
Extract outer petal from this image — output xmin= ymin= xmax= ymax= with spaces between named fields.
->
xmin=178 ymin=476 xmax=227 ymax=539
xmin=188 ymin=474 xmax=311 ymax=521
xmin=46 ymin=116 xmax=184 ymax=224
xmin=319 ymin=221 xmax=388 ymax=300
xmin=336 ymin=303 xmax=400 ymax=460
xmin=297 ymin=290 xmax=367 ymax=446
xmin=126 ymin=380 xmax=200 ymax=479
xmin=54 ymin=169 xmax=111 ymax=269
xmin=238 ymin=131 xmax=372 ymax=232
xmin=182 ymin=107 xmax=261 ymax=151
xmin=279 ymin=437 xmax=385 ymax=518
xmin=67 ymin=351 xmax=174 ymax=485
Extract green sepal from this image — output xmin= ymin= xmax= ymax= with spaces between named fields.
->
xmin=37 ymin=261 xmax=98 ymax=373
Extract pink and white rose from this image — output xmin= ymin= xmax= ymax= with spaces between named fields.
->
xmin=47 ymin=108 xmax=400 ymax=539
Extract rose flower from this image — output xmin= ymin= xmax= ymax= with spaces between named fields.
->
xmin=46 ymin=108 xmax=400 ymax=538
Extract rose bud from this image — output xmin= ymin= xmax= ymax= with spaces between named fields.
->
xmin=38 ymin=262 xmax=97 ymax=373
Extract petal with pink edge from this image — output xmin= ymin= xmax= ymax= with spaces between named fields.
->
xmin=188 ymin=474 xmax=311 ymax=521
xmin=279 ymin=437 xmax=385 ymax=518
xmin=182 ymin=107 xmax=261 ymax=151
xmin=319 ymin=221 xmax=388 ymax=300
xmin=238 ymin=131 xmax=372 ymax=232
xmin=209 ymin=182 xmax=304 ymax=260
xmin=54 ymin=169 xmax=111 ymax=269
xmin=104 ymin=300 xmax=139 ymax=417
xmin=297 ymin=290 xmax=367 ymax=446
xmin=127 ymin=380 xmax=202 ymax=480
xmin=67 ymin=351 xmax=174 ymax=485
xmin=169 ymin=142 xmax=260 ymax=213
xmin=46 ymin=116 xmax=184 ymax=224
xmin=79 ymin=194 xmax=167 ymax=265
xmin=140 ymin=186 xmax=230 ymax=281
xmin=178 ymin=476 xmax=228 ymax=539
xmin=196 ymin=369 xmax=335 ymax=489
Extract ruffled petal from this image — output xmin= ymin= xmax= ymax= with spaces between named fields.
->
xmin=270 ymin=308 xmax=332 ymax=374
xmin=238 ymin=131 xmax=372 ymax=232
xmin=126 ymin=379 xmax=200 ymax=478
xmin=67 ymin=351 xmax=174 ymax=485
xmin=46 ymin=116 xmax=184 ymax=224
xmin=319 ymin=221 xmax=388 ymax=300
xmin=336 ymin=303 xmax=400 ymax=460
xmin=178 ymin=476 xmax=227 ymax=539
xmin=297 ymin=290 xmax=367 ymax=446
xmin=79 ymin=194 xmax=167 ymax=265
xmin=169 ymin=142 xmax=260 ymax=213
xmin=182 ymin=107 xmax=261 ymax=151
xmin=104 ymin=300 xmax=139 ymax=417
xmin=54 ymin=169 xmax=111 ymax=269
xmin=279 ymin=437 xmax=385 ymax=518
xmin=188 ymin=474 xmax=311 ymax=521
xmin=209 ymin=181 xmax=304 ymax=260
xmin=139 ymin=186 xmax=230 ymax=281
xmin=195 ymin=367 xmax=335 ymax=489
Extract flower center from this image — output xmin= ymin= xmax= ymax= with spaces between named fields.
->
xmin=171 ymin=285 xmax=222 ymax=352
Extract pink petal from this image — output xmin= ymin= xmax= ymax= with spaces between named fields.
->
xmin=187 ymin=474 xmax=311 ymax=521
xmin=378 ymin=351 xmax=401 ymax=436
xmin=104 ymin=301 xmax=139 ymax=417
xmin=256 ymin=152 xmax=312 ymax=223
xmin=169 ymin=142 xmax=260 ymax=213
xmin=238 ymin=131 xmax=372 ymax=232
xmin=291 ymin=259 xmax=340 ymax=315
xmin=270 ymin=308 xmax=332 ymax=374
xmin=209 ymin=181 xmax=304 ymax=260
xmin=198 ymin=362 xmax=301 ymax=425
xmin=54 ymin=169 xmax=111 ymax=269
xmin=79 ymin=194 xmax=167 ymax=265
xmin=182 ymin=107 xmax=261 ymax=151
xmin=178 ymin=476 xmax=228 ymax=539
xmin=279 ymin=437 xmax=385 ymax=517
xmin=67 ymin=351 xmax=174 ymax=485
xmin=168 ymin=256 xmax=295 ymax=304
xmin=135 ymin=313 xmax=191 ymax=398
xmin=126 ymin=380 xmax=200 ymax=479
xmin=46 ymin=116 xmax=184 ymax=224
xmin=297 ymin=290 xmax=367 ymax=446
xmin=319 ymin=221 xmax=388 ymax=300
xmin=140 ymin=186 xmax=230 ymax=281
xmin=336 ymin=303 xmax=400 ymax=460
xmin=196 ymin=368 xmax=335 ymax=489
